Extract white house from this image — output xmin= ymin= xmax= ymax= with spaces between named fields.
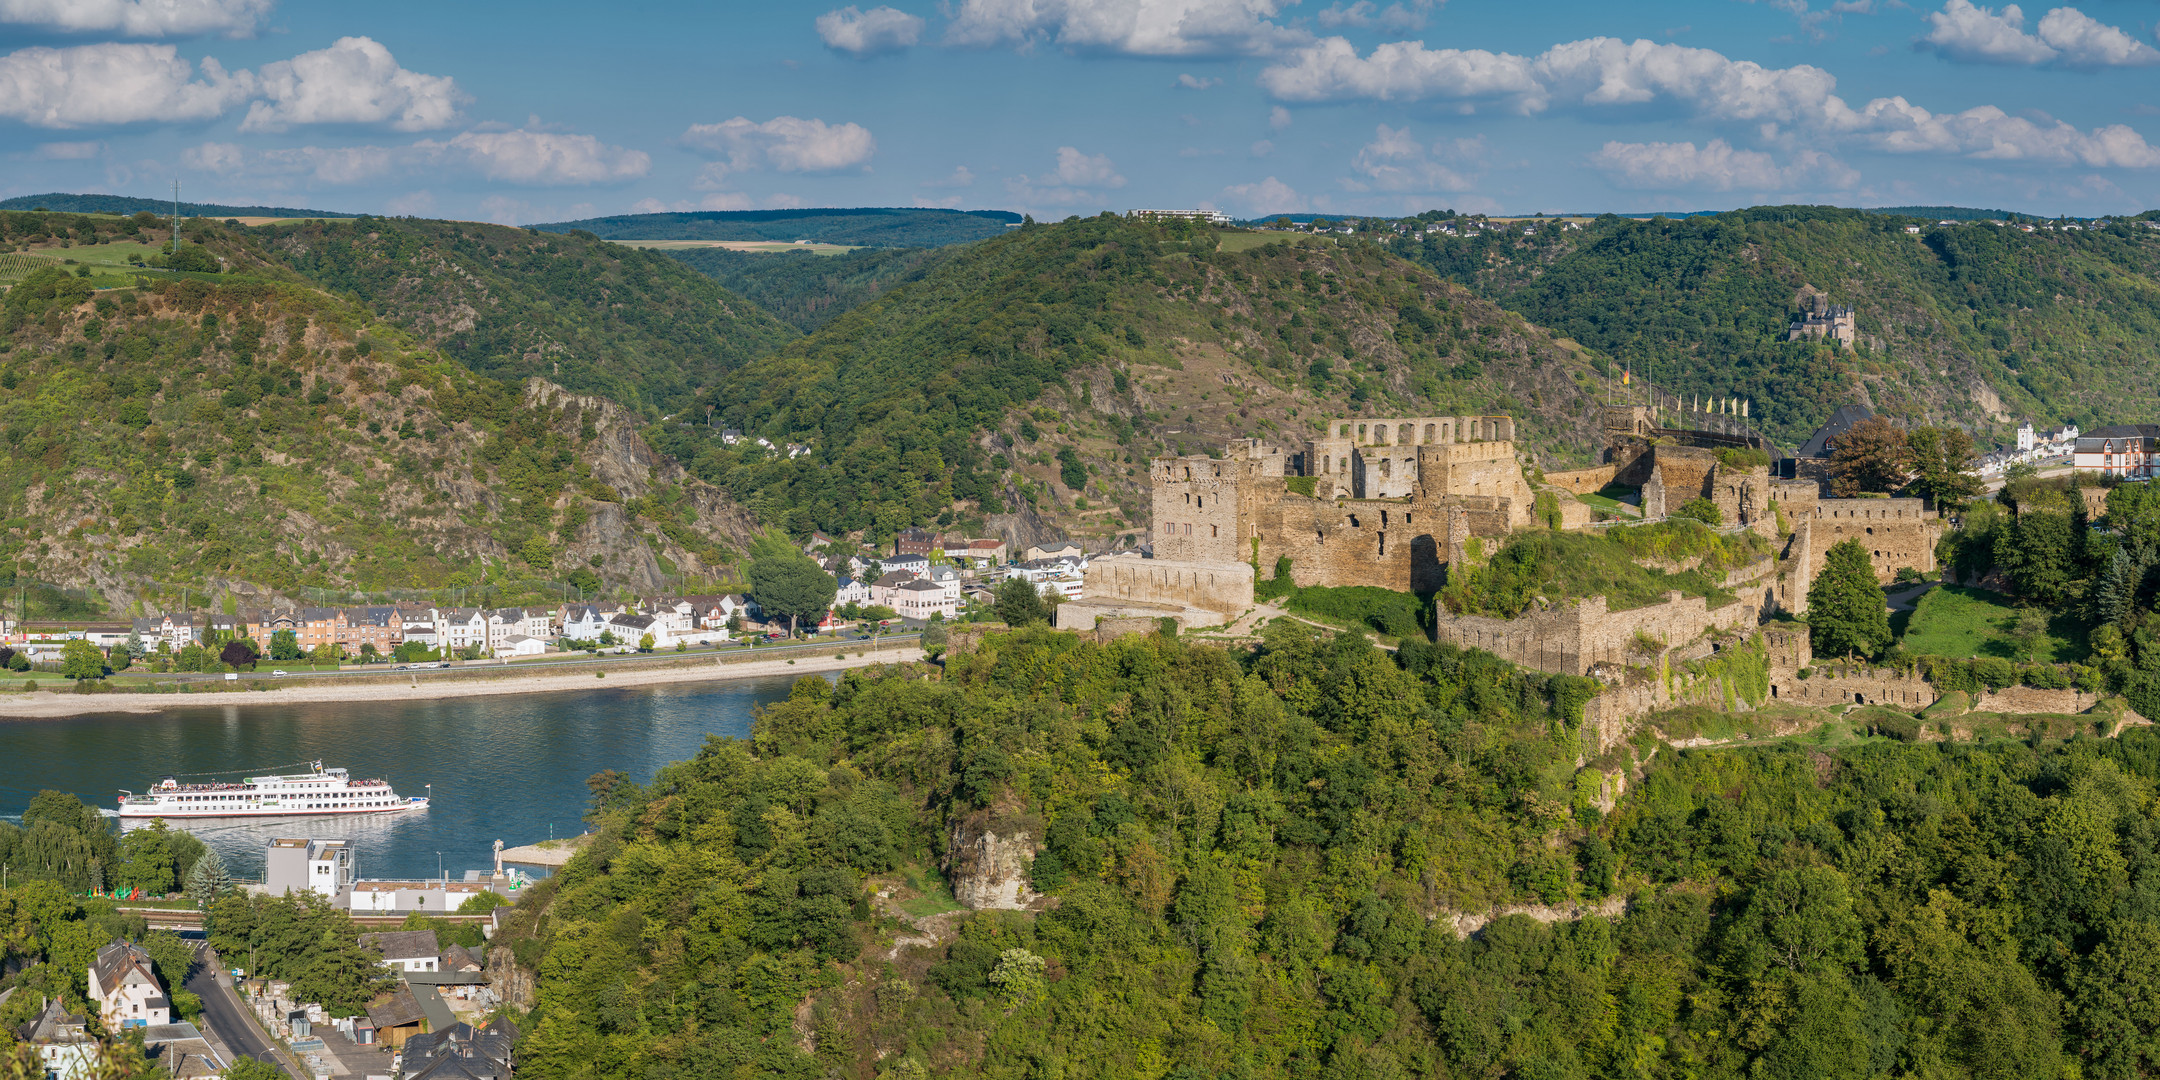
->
xmin=869 ymin=571 xmax=918 ymax=613
xmin=608 ymin=612 xmax=671 ymax=647
xmin=893 ymin=578 xmax=957 ymax=621
xmin=639 ymin=598 xmax=696 ymax=635
xmin=359 ymin=930 xmax=441 ymax=974
xmin=264 ymin=838 xmax=353 ymax=899
xmin=500 ymin=635 xmax=547 ymax=657
xmin=88 ymin=942 xmax=168 ymax=1030
xmin=17 ymin=999 xmax=96 ymax=1080
xmin=925 ymin=565 xmax=963 ymax=604
xmin=835 ymin=576 xmax=872 ymax=607
xmin=880 ymin=554 xmax=931 ymax=577
xmin=561 ymin=604 xmax=610 ymax=642
xmin=439 ymin=609 xmax=487 ymax=652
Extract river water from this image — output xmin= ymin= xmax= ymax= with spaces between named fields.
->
xmin=0 ymin=675 xmax=804 ymax=883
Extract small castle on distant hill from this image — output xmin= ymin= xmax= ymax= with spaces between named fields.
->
xmin=1788 ymin=296 xmax=1856 ymax=347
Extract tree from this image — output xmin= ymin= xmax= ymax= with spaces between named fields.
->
xmin=219 ymin=639 xmax=258 ymax=671
xmin=638 ymin=633 xmax=656 ymax=653
xmin=223 ymin=1060 xmax=287 ymax=1080
xmin=269 ymin=629 xmax=301 ymax=661
xmin=186 ymin=846 xmax=230 ymax=908
xmin=2009 ymin=606 xmax=2051 ymax=662
xmin=1810 ymin=539 xmax=1891 ymax=659
xmin=1673 ymin=498 xmax=1722 ymax=525
xmin=748 ymin=547 xmax=838 ymax=638
xmin=6 ymin=651 xmax=26 ymax=673
xmin=1905 ymin=426 xmax=1983 ymax=507
xmin=1829 ymin=417 xmax=1910 ymax=496
xmin=995 ymin=577 xmax=1049 ymax=627
xmin=921 ymin=622 xmax=949 ymax=661
xmin=1995 ymin=511 xmax=2078 ymax=605
xmin=166 ymin=243 xmax=219 ymax=273
xmin=59 ymin=640 xmax=104 ymax=680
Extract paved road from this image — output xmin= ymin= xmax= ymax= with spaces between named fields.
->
xmin=148 ymin=632 xmax=924 ymax=682
xmin=187 ymin=945 xmax=300 ymax=1080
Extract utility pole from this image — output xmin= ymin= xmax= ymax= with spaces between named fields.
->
xmin=170 ymin=180 xmax=182 ymax=256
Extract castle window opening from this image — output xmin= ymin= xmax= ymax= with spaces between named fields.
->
xmin=1424 ymin=423 xmax=1435 ymax=443
xmin=1359 ymin=424 xmax=1368 ymax=440
xmin=1211 ymin=525 xmax=1218 ymax=538
xmin=1398 ymin=423 xmax=1412 ymax=444
xmin=1184 ymin=467 xmax=1192 ymax=480
xmin=1185 ymin=493 xmax=1191 ymax=504
xmin=1349 ymin=514 xmax=1360 ymax=528
xmin=1196 ymin=497 xmax=1203 ymax=508
xmin=1376 ymin=426 xmax=1389 ymax=445
xmin=1381 ymin=510 xmax=1389 ymax=527
xmin=1340 ymin=424 xmax=1351 ymax=437
xmin=1378 ymin=531 xmax=1386 ymax=555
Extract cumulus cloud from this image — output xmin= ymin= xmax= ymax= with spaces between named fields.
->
xmin=1049 ymin=145 xmax=1124 ymax=187
xmin=1347 ymin=125 xmax=1478 ymax=192
xmin=1257 ymin=34 xmax=2160 ymax=169
xmin=1004 ymin=146 xmax=1126 ymax=208
xmin=680 ymin=116 xmax=876 ymax=179
xmin=0 ymin=0 xmax=272 ymax=37
xmin=1269 ymin=105 xmax=1292 ymax=130
xmin=1175 ymin=73 xmax=1219 ymax=88
xmin=34 ymin=140 xmax=102 ymax=159
xmin=1590 ymin=139 xmax=1859 ymax=190
xmin=181 ymin=128 xmax=650 ymax=187
xmin=0 ymin=43 xmax=252 ymax=127
xmin=1221 ymin=176 xmax=1305 ymax=214
xmin=1316 ymin=0 xmax=1432 ymax=32
xmin=816 ymin=6 xmax=925 ymax=56
xmin=1919 ymin=0 xmax=2160 ymax=68
xmin=241 ymin=37 xmax=463 ymax=133
xmin=943 ymin=0 xmax=1309 ymax=57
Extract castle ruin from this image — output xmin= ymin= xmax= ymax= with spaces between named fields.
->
xmin=1788 ymin=296 xmax=1857 ymax=347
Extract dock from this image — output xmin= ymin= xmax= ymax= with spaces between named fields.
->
xmin=497 ymin=833 xmax=591 ymax=869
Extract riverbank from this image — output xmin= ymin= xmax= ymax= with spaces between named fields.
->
xmin=0 ymin=646 xmax=925 ymax=720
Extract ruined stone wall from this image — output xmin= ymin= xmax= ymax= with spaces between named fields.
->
xmin=1772 ymin=666 xmax=1936 ymax=709
xmin=1546 ymin=464 xmax=1617 ymax=495
xmin=1420 ymin=442 xmax=1536 ymax=527
xmin=1080 ymin=555 xmax=1253 ymax=619
xmin=1801 ymin=499 xmax=1940 ymax=584
xmin=1974 ymin=686 xmax=2097 ymax=713
xmin=1305 ymin=414 xmax=1516 ymax=497
xmin=1649 ymin=447 xmax=1718 ymax=514
xmin=2082 ymin=487 xmax=2109 ymax=519
xmin=1712 ymin=465 xmax=1772 ymax=532
xmin=1771 ymin=480 xmax=1820 ymax=520
xmin=1255 ymin=494 xmax=1453 ymax=592
xmin=1434 ymin=579 xmax=1774 ymax=676
xmin=1151 ymin=454 xmax=1250 ymax=564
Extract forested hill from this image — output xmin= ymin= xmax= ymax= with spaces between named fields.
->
xmin=644 ymin=215 xmax=1614 ymax=545
xmin=1401 ymin=206 xmax=2160 ymax=449
xmin=257 ymin=217 xmax=796 ymax=413
xmin=0 ymin=193 xmax=358 ymax=218
xmin=0 ymin=210 xmax=762 ymax=612
xmin=533 ymin=207 xmax=1020 ymax=247
xmin=663 ymin=246 xmax=959 ymax=333
xmin=497 ymin=625 xmax=2160 ymax=1080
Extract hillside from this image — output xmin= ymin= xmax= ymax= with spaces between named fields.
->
xmin=1401 ymin=206 xmax=2160 ymax=448
xmin=0 ymin=243 xmax=760 ymax=614
xmin=533 ymin=207 xmax=1020 ymax=247
xmin=255 ymin=217 xmax=796 ymax=413
xmin=493 ymin=625 xmax=2160 ymax=1080
xmin=0 ymin=193 xmax=357 ymax=219
xmin=646 ymin=215 xmax=1615 ymax=549
xmin=662 ymin=246 xmax=959 ymax=333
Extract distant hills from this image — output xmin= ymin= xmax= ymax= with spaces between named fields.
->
xmin=531 ymin=207 xmax=1021 ymax=247
xmin=0 ymin=193 xmax=358 ymax=218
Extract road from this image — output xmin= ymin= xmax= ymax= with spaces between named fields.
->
xmin=146 ymin=632 xmax=924 ymax=682
xmin=186 ymin=945 xmax=302 ymax=1080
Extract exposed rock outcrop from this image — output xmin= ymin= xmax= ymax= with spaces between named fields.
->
xmin=944 ymin=813 xmax=1041 ymax=911
xmin=485 ymin=946 xmax=535 ymax=1011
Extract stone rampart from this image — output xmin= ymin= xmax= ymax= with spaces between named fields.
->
xmin=1435 ymin=578 xmax=1774 ymax=676
xmin=1973 ymin=685 xmax=2096 ymax=714
xmin=1077 ymin=554 xmax=1253 ymax=620
xmin=1546 ymin=464 xmax=1617 ymax=495
xmin=1772 ymin=666 xmax=1935 ymax=709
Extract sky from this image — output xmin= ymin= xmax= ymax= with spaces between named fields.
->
xmin=1 ymin=0 xmax=2158 ymax=223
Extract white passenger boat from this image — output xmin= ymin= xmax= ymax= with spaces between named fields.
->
xmin=116 ymin=760 xmax=428 ymax=819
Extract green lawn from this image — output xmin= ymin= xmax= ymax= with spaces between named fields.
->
xmin=1900 ymin=585 xmax=2087 ymax=662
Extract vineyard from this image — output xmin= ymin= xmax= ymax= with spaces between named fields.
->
xmin=0 ymin=252 xmax=54 ymax=283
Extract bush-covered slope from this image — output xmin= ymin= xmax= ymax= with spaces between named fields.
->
xmin=533 ymin=207 xmax=1021 ymax=247
xmin=258 ymin=217 xmax=796 ymax=413
xmin=1403 ymin=206 xmax=2160 ymax=447
xmin=0 ymin=267 xmax=757 ymax=611
xmin=648 ymin=215 xmax=1612 ymax=547
xmin=496 ymin=624 xmax=2160 ymax=1080
xmin=664 ymin=246 xmax=959 ymax=333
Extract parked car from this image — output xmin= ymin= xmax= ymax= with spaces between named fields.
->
xmin=272 ymin=670 xmax=288 ymax=677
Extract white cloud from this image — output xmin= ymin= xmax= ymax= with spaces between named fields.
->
xmin=1005 ymin=146 xmax=1125 ymax=209
xmin=1918 ymin=1 xmax=2160 ymax=67
xmin=0 ymin=0 xmax=272 ymax=37
xmin=1317 ymin=0 xmax=1432 ymax=31
xmin=1049 ymin=145 xmax=1124 ymax=187
xmin=1221 ymin=175 xmax=1304 ymax=214
xmin=1257 ymin=33 xmax=2160 ymax=169
xmin=384 ymin=190 xmax=435 ymax=216
xmin=1347 ymin=125 xmax=1477 ymax=192
xmin=242 ymin=37 xmax=464 ymax=133
xmin=1251 ymin=138 xmax=1274 ymax=156
xmin=943 ymin=0 xmax=1310 ymax=57
xmin=926 ymin=165 xmax=975 ymax=187
xmin=1590 ymin=139 xmax=1859 ymax=190
xmin=631 ymin=197 xmax=669 ymax=214
xmin=430 ymin=130 xmax=651 ymax=184
xmin=0 ymin=43 xmax=252 ymax=127
xmin=181 ymin=128 xmax=650 ymax=187
xmin=1175 ymin=73 xmax=1220 ymax=88
xmin=1269 ymin=105 xmax=1292 ymax=130
xmin=816 ymin=6 xmax=925 ymax=56
xmin=680 ymin=116 xmax=876 ymax=178
xmin=34 ymin=140 xmax=102 ymax=159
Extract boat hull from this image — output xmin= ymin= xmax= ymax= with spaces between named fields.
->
xmin=115 ymin=799 xmax=430 ymax=820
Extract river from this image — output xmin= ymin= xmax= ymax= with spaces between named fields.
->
xmin=0 ymin=674 xmax=804 ymax=883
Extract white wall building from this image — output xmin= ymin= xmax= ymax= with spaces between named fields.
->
xmin=88 ymin=943 xmax=168 ymax=1030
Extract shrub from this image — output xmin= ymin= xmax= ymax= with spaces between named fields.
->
xmin=1672 ymin=498 xmax=1722 ymax=526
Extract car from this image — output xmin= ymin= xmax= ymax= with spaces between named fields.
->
xmin=271 ymin=669 xmax=288 ymax=677
xmin=222 ymin=673 xmax=238 ymax=681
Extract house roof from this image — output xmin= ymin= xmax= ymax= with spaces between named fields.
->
xmin=91 ymin=941 xmax=158 ymax=994
xmin=366 ymin=986 xmax=426 ymax=1029
xmin=873 ymin=572 xmax=917 ymax=588
xmin=18 ymin=996 xmax=89 ymax=1044
xmin=358 ymin=929 xmax=440 ymax=961
xmin=899 ymin=580 xmax=944 ymax=593
xmin=610 ymin=613 xmax=655 ymax=631
xmin=411 ymin=982 xmax=457 ymax=1031
xmin=399 ymin=969 xmax=491 ymax=986
xmin=2080 ymin=424 xmax=2160 ymax=441
xmin=1796 ymin=404 xmax=1875 ymax=459
xmin=440 ymin=944 xmax=485 ymax=971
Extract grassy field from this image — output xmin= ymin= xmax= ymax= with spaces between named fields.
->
xmin=0 ymin=240 xmax=178 ymax=287
xmin=1900 ymin=585 xmax=2087 ymax=662
xmin=613 ymin=239 xmax=859 ymax=255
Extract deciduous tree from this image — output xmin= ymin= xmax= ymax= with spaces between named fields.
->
xmin=1830 ymin=416 xmax=1910 ymax=496
xmin=1810 ymin=539 xmax=1891 ymax=659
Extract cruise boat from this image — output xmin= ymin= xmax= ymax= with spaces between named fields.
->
xmin=116 ymin=761 xmax=428 ymax=819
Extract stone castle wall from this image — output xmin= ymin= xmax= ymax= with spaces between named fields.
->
xmin=1800 ymin=499 xmax=1940 ymax=584
xmin=1435 ymin=578 xmax=1775 ymax=676
xmin=1078 ymin=555 xmax=1253 ymax=619
xmin=1545 ymin=464 xmax=1617 ymax=495
xmin=1306 ymin=414 xmax=1516 ymax=499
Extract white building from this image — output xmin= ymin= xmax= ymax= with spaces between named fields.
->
xmin=264 ymin=838 xmax=353 ymax=900
xmin=893 ymin=578 xmax=958 ymax=621
xmin=561 ymin=604 xmax=611 ymax=642
xmin=358 ymin=930 xmax=441 ymax=974
xmin=88 ymin=943 xmax=168 ymax=1030
xmin=835 ymin=576 xmax=871 ymax=607
xmin=500 ymin=634 xmax=547 ymax=657
xmin=2074 ymin=424 xmax=2160 ymax=480
xmin=2017 ymin=423 xmax=2036 ymax=451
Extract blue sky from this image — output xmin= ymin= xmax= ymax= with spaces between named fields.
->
xmin=1 ymin=0 xmax=2157 ymax=222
